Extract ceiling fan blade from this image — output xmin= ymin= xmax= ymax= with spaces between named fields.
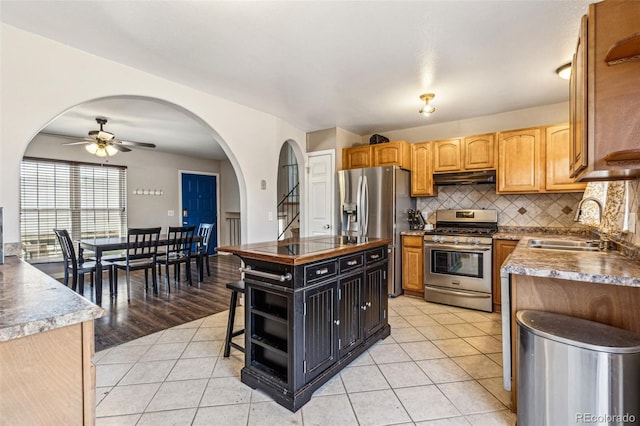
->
xmin=119 ymin=140 xmax=157 ymax=148
xmin=110 ymin=144 xmax=132 ymax=153
xmin=63 ymin=141 xmax=92 ymax=146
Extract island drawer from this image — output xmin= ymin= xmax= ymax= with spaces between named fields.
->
xmin=305 ymin=259 xmax=338 ymax=284
xmin=339 ymin=253 xmax=364 ymax=273
xmin=365 ymin=246 xmax=387 ymax=264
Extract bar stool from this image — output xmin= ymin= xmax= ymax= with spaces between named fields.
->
xmin=224 ymin=280 xmax=245 ymax=357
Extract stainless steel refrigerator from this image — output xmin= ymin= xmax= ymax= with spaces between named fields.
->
xmin=337 ymin=166 xmax=413 ymax=297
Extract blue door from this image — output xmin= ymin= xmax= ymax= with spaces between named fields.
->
xmin=181 ymin=173 xmax=217 ymax=253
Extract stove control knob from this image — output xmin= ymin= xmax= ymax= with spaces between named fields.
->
xmin=432 ymin=235 xmax=439 ymax=243
xmin=452 ymin=237 xmax=459 ymax=244
xmin=474 ymin=238 xmax=482 ymax=245
xmin=466 ymin=237 xmax=474 ymax=244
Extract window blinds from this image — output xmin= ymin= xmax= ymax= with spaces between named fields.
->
xmin=20 ymin=157 xmax=127 ymax=261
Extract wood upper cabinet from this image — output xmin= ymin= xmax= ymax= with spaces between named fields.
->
xmin=342 ymin=145 xmax=371 ymax=169
xmin=569 ymin=14 xmax=588 ymax=178
xmin=497 ymin=127 xmax=543 ymax=193
xmin=433 ymin=139 xmax=462 ymax=172
xmin=464 ymin=133 xmax=495 ymax=170
xmin=572 ymin=1 xmax=640 ymax=180
xmin=545 ymin=124 xmax=587 ymax=192
xmin=410 ymin=142 xmax=436 ymax=197
xmin=402 ymin=235 xmax=424 ymax=298
xmin=372 ymin=140 xmax=411 ymax=170
xmin=433 ymin=134 xmax=495 ymax=173
xmin=492 ymin=239 xmax=518 ymax=313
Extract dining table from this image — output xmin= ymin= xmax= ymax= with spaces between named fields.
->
xmin=79 ymin=235 xmax=201 ymax=304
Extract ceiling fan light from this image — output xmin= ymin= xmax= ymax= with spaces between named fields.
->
xmin=95 ymin=147 xmax=108 ymax=157
xmin=105 ymin=145 xmax=119 ymax=156
xmin=85 ymin=143 xmax=99 ymax=154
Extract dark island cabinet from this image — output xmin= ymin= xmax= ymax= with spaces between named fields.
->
xmin=240 ymin=244 xmax=390 ymax=412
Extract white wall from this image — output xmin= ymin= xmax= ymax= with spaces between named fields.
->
xmin=0 ymin=24 xmax=307 ymax=248
xmin=219 ymin=159 xmax=241 ymax=246
xmin=24 ymin=134 xmax=231 ymax=233
xmin=362 ymin=102 xmax=570 ymax=143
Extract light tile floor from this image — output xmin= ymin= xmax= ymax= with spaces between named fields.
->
xmin=95 ymin=296 xmax=516 ymax=425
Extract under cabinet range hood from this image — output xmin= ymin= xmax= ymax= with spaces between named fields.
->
xmin=433 ymin=170 xmax=496 ymax=186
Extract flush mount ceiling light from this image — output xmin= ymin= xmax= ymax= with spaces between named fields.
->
xmin=556 ymin=63 xmax=572 ymax=80
xmin=419 ymin=93 xmax=436 ymax=116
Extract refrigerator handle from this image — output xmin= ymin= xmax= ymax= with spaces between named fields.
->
xmin=361 ymin=175 xmax=369 ymax=236
xmin=354 ymin=175 xmax=363 ymax=234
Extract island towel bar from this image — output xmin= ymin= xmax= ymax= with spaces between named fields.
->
xmin=240 ymin=266 xmax=292 ymax=282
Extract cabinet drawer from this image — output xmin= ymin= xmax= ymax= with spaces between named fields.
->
xmin=365 ymin=247 xmax=387 ymax=264
xmin=339 ymin=253 xmax=364 ymax=273
xmin=305 ymin=260 xmax=338 ymax=284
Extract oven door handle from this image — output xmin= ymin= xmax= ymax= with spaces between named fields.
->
xmin=425 ymin=286 xmax=491 ymax=298
xmin=424 ymin=244 xmax=491 ymax=252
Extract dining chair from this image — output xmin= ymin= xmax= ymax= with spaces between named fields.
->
xmin=112 ymin=227 xmax=161 ymax=301
xmin=53 ymin=229 xmax=113 ymax=296
xmin=190 ymin=223 xmax=214 ymax=282
xmin=157 ymin=225 xmax=195 ymax=292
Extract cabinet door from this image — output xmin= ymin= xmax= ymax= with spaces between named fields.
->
xmin=569 ymin=15 xmax=588 ymax=178
xmin=373 ymin=141 xmax=411 ymax=169
xmin=410 ymin=142 xmax=436 ymax=197
xmin=433 ymin=139 xmax=462 ymax=172
xmin=363 ymin=264 xmax=386 ymax=339
xmin=343 ymin=146 xmax=371 ymax=170
xmin=492 ymin=239 xmax=518 ymax=312
xmin=338 ymin=273 xmax=363 ymax=357
xmin=545 ymin=124 xmax=587 ymax=192
xmin=402 ymin=236 xmax=424 ymax=297
xmin=497 ymin=128 xmax=542 ymax=193
xmin=464 ymin=134 xmax=495 ymax=170
xmin=304 ymin=282 xmax=338 ymax=382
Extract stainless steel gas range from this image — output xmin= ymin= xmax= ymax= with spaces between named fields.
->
xmin=423 ymin=209 xmax=498 ymax=312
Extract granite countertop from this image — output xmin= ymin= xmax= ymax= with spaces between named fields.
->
xmin=0 ymin=256 xmax=104 ymax=342
xmin=218 ymin=235 xmax=391 ymax=265
xmin=501 ymin=235 xmax=640 ymax=287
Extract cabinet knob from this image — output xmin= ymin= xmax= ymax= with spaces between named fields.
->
xmin=366 ymin=302 xmax=372 ymax=307
xmin=362 ymin=305 xmax=367 ymax=311
xmin=334 ymin=319 xmax=340 ymax=325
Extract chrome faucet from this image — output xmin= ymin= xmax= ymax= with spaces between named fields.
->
xmin=573 ymin=197 xmax=603 ymax=222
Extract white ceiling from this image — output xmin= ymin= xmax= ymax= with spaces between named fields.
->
xmin=1 ymin=1 xmax=594 ymax=159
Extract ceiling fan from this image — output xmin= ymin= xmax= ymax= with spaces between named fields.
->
xmin=63 ymin=117 xmax=157 ymax=157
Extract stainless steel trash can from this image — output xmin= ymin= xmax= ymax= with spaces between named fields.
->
xmin=517 ymin=310 xmax=640 ymax=426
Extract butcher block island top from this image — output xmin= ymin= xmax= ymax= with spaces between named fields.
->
xmin=217 ymin=235 xmax=391 ymax=265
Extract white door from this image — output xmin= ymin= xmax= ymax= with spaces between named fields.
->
xmin=306 ymin=150 xmax=335 ymax=236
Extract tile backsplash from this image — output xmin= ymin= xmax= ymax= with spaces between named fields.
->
xmin=416 ymin=184 xmax=585 ymax=228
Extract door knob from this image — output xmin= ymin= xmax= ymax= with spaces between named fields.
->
xmin=324 ymin=224 xmax=330 ymax=229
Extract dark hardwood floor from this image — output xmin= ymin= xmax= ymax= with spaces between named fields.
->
xmin=44 ymin=254 xmax=242 ymax=352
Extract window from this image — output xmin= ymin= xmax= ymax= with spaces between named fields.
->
xmin=20 ymin=157 xmax=127 ymax=261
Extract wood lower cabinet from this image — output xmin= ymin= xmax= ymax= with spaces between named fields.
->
xmin=492 ymin=239 xmax=518 ymax=312
xmin=241 ymin=246 xmax=389 ymax=412
xmin=402 ymin=235 xmax=424 ymax=298
xmin=410 ymin=142 xmax=436 ymax=197
xmin=0 ymin=321 xmax=96 ymax=425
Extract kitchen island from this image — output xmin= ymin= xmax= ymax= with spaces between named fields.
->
xmin=500 ymin=235 xmax=640 ymax=412
xmin=218 ymin=236 xmax=391 ymax=412
xmin=0 ymin=256 xmax=104 ymax=424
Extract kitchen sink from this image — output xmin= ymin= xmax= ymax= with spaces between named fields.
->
xmin=527 ymin=239 xmax=603 ymax=252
